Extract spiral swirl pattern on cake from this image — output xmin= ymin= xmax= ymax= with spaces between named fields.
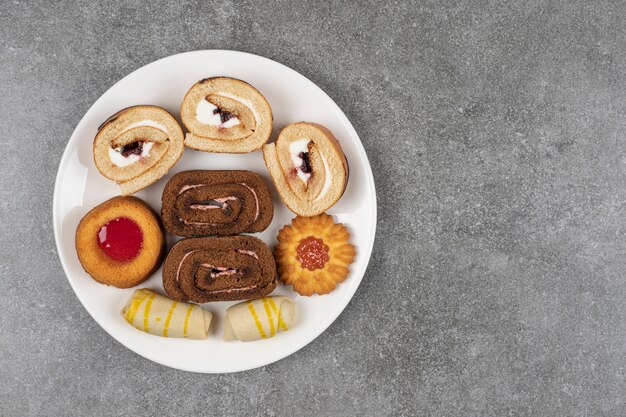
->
xmin=162 ymin=236 xmax=277 ymax=303
xmin=262 ymin=122 xmax=348 ymax=216
xmin=161 ymin=170 xmax=273 ymax=237
xmin=181 ymin=77 xmax=273 ymax=153
xmin=93 ymin=106 xmax=184 ymax=195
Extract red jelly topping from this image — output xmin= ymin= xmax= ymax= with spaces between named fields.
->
xmin=296 ymin=236 xmax=330 ymax=271
xmin=97 ymin=217 xmax=143 ymax=262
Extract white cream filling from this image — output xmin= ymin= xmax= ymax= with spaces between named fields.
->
xmin=108 ymin=119 xmax=166 ymax=167
xmin=238 ymin=250 xmax=258 ymax=259
xmin=126 ymin=119 xmax=168 ymax=132
xmin=190 ymin=197 xmax=238 ymax=210
xmin=314 ymin=152 xmax=333 ymax=202
xmin=195 ymin=99 xmax=241 ymax=128
xmin=175 ymin=250 xmax=197 ymax=284
xmin=176 ymin=251 xmax=259 ymax=295
xmin=178 ymin=184 xmax=203 ymax=194
xmin=109 ymin=141 xmax=153 ymax=167
xmin=240 ymin=183 xmax=260 ymax=220
xmin=199 ymin=264 xmax=241 ymax=278
xmin=289 ymin=139 xmax=312 ymax=183
xmin=177 ymin=182 xmax=260 ymax=223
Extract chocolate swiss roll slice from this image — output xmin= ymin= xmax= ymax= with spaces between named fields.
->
xmin=93 ymin=106 xmax=184 ymax=195
xmin=162 ymin=236 xmax=277 ymax=303
xmin=262 ymin=122 xmax=349 ymax=216
xmin=180 ymin=77 xmax=272 ymax=153
xmin=161 ymin=170 xmax=273 ymax=236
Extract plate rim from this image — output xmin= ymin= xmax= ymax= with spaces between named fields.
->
xmin=52 ymin=49 xmax=377 ymax=373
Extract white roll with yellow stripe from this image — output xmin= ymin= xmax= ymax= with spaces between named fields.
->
xmin=223 ymin=296 xmax=296 ymax=342
xmin=121 ymin=288 xmax=212 ymax=339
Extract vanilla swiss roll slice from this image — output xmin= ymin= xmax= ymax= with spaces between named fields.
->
xmin=121 ymin=289 xmax=212 ymax=339
xmin=262 ymin=122 xmax=348 ymax=216
xmin=162 ymin=236 xmax=277 ymax=303
xmin=180 ymin=77 xmax=272 ymax=153
xmin=223 ymin=296 xmax=295 ymax=342
xmin=94 ymin=106 xmax=184 ymax=195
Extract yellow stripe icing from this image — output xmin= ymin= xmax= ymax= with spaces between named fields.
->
xmin=124 ymin=289 xmax=145 ymax=323
xmin=143 ymin=293 xmax=157 ymax=332
xmin=162 ymin=301 xmax=179 ymax=337
xmin=262 ymin=297 xmax=276 ymax=337
xmin=268 ymin=297 xmax=288 ymax=331
xmin=247 ymin=302 xmax=267 ymax=339
xmin=183 ymin=305 xmax=194 ymax=337
xmin=125 ymin=289 xmax=149 ymax=324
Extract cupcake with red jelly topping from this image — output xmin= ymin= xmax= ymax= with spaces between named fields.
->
xmin=75 ymin=196 xmax=165 ymax=288
xmin=274 ymin=213 xmax=356 ymax=296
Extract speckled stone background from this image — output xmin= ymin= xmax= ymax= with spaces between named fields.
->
xmin=1 ymin=1 xmax=625 ymax=416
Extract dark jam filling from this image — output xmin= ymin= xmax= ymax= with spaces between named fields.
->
xmin=210 ymin=267 xmax=244 ymax=277
xmin=298 ymin=151 xmax=312 ymax=174
xmin=193 ymin=199 xmax=226 ymax=209
xmin=198 ymin=267 xmax=250 ymax=284
xmin=212 ymin=107 xmax=236 ymax=124
xmin=296 ymin=236 xmax=329 ymax=271
xmin=120 ymin=141 xmax=144 ymax=157
xmin=97 ymin=217 xmax=143 ymax=262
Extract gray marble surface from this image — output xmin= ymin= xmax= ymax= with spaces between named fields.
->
xmin=1 ymin=1 xmax=625 ymax=416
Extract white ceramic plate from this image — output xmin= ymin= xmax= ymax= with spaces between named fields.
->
xmin=53 ymin=50 xmax=376 ymax=373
